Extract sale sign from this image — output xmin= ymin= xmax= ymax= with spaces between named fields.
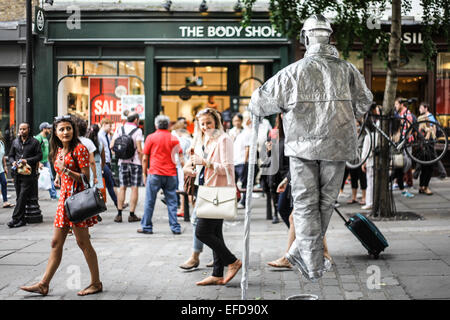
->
xmin=121 ymin=95 xmax=145 ymax=120
xmin=89 ymin=77 xmax=129 ymax=129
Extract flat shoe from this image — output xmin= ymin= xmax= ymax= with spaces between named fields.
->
xmin=77 ymin=282 xmax=103 ymax=296
xmin=347 ymin=199 xmax=357 ymax=204
xmin=196 ymin=276 xmax=224 ymax=286
xmin=223 ymin=259 xmax=242 ymax=284
xmin=267 ymin=258 xmax=292 ymax=268
xmin=3 ymin=203 xmax=14 ymax=208
xmin=114 ymin=215 xmax=122 ymax=223
xmin=206 ymin=261 xmax=214 ymax=267
xmin=128 ymin=215 xmax=141 ymax=222
xmin=179 ymin=260 xmax=200 ymax=270
xmin=20 ymin=282 xmax=49 ymax=296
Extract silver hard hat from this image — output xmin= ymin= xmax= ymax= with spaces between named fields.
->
xmin=300 ymin=14 xmax=333 ymax=44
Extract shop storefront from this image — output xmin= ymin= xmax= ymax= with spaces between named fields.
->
xmin=33 ymin=8 xmax=292 ymax=135
xmin=295 ymin=24 xmax=449 ymax=128
xmin=0 ymin=21 xmax=27 ymax=154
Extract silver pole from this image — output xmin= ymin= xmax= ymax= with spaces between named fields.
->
xmin=240 ymin=114 xmax=260 ymax=300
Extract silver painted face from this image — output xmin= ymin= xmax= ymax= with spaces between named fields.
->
xmin=300 ymin=14 xmax=333 ymax=48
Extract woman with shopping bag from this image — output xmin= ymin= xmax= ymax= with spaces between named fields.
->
xmin=184 ymin=108 xmax=242 ymax=286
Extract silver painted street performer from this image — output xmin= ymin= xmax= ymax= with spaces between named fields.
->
xmin=247 ymin=14 xmax=373 ymax=281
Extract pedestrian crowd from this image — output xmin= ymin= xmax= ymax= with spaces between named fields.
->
xmin=1 ymin=95 xmax=446 ymax=295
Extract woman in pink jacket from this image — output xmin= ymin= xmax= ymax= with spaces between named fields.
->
xmin=184 ymin=108 xmax=242 ymax=286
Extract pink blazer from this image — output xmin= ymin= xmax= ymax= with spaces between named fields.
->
xmin=195 ymin=133 xmax=235 ymax=187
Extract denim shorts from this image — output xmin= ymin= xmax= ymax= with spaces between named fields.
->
xmin=119 ymin=163 xmax=142 ymax=187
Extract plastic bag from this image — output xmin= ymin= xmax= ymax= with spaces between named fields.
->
xmin=38 ymin=167 xmax=52 ymax=190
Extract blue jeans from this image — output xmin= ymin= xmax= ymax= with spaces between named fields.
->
xmin=103 ymin=163 xmax=118 ymax=206
xmin=43 ymin=162 xmax=57 ymax=199
xmin=190 ymin=205 xmax=204 ymax=253
xmin=0 ymin=172 xmax=8 ymax=202
xmin=141 ymin=174 xmax=180 ymax=233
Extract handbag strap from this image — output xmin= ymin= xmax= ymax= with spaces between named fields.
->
xmin=69 ymin=149 xmax=91 ymax=194
xmin=203 ymin=140 xmax=233 ymax=186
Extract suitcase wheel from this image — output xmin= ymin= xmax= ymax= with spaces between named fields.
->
xmin=370 ymin=252 xmax=380 ymax=259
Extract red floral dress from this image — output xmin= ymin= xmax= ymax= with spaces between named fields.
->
xmin=54 ymin=143 xmax=98 ymax=228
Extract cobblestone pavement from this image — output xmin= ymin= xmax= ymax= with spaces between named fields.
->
xmin=0 ymin=177 xmax=449 ymax=300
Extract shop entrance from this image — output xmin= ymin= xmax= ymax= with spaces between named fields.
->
xmin=371 ymin=75 xmax=427 ymax=115
xmin=157 ymin=61 xmax=268 ymax=132
xmin=0 ymin=87 xmax=16 ymax=154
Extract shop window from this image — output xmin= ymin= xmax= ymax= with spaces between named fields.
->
xmin=239 ymin=64 xmax=264 ymax=97
xmin=161 ymin=66 xmax=227 ymax=92
xmin=84 ymin=61 xmax=118 ymax=75
xmin=0 ymin=87 xmax=16 ymax=155
xmin=437 ymin=52 xmax=450 ymax=128
xmin=339 ymin=51 xmax=364 ymax=73
xmin=57 ymin=60 xmax=145 ymax=131
xmin=161 ymin=95 xmax=230 ymax=126
xmin=372 ymin=52 xmax=427 ymax=72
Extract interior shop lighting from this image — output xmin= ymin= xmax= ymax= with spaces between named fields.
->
xmin=163 ymin=0 xmax=172 ymax=11
xmin=234 ymin=0 xmax=243 ymax=12
xmin=199 ymin=0 xmax=208 ymax=12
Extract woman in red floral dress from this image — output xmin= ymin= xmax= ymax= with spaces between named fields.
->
xmin=20 ymin=115 xmax=102 ymax=296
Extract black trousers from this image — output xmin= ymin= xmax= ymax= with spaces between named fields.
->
xmin=420 ymin=164 xmax=434 ymax=187
xmin=12 ymin=175 xmax=35 ymax=223
xmin=349 ymin=167 xmax=367 ymax=190
xmin=195 ymin=218 xmax=237 ymax=277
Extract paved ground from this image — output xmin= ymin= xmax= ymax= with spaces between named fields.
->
xmin=0 ymin=177 xmax=449 ymax=300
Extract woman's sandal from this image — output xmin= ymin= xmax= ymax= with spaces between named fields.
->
xmin=77 ymin=282 xmax=103 ymax=296
xmin=267 ymin=258 xmax=292 ymax=268
xmin=3 ymin=203 xmax=15 ymax=208
xmin=223 ymin=259 xmax=242 ymax=284
xmin=347 ymin=199 xmax=358 ymax=204
xmin=196 ymin=276 xmax=224 ymax=286
xmin=20 ymin=282 xmax=49 ymax=296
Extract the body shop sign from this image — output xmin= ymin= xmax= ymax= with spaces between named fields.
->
xmin=179 ymin=25 xmax=282 ymax=39
xmin=90 ymin=77 xmax=129 ymax=127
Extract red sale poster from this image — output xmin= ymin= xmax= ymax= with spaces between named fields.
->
xmin=89 ymin=77 xmax=129 ymax=130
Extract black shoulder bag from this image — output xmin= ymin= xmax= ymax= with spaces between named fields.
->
xmin=64 ymin=151 xmax=107 ymax=223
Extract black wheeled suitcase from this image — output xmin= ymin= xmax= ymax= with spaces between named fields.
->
xmin=334 ymin=207 xmax=388 ymax=259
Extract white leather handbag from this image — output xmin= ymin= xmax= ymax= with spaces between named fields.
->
xmin=196 ymin=167 xmax=237 ymax=220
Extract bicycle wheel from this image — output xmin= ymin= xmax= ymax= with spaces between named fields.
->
xmin=404 ymin=120 xmax=448 ymax=165
xmin=346 ymin=126 xmax=372 ymax=169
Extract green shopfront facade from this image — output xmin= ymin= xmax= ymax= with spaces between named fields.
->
xmin=33 ymin=10 xmax=292 ymax=135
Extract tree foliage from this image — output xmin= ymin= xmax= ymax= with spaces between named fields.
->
xmin=242 ymin=0 xmax=450 ymax=67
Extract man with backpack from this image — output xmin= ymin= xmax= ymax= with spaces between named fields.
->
xmin=110 ymin=113 xmax=143 ymax=223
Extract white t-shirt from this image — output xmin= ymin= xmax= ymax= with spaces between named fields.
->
xmin=233 ymin=128 xmax=252 ymax=165
xmin=78 ymin=137 xmax=97 ymax=154
xmin=112 ymin=123 xmax=144 ymax=166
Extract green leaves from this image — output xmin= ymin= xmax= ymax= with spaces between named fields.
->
xmin=241 ymin=0 xmax=448 ymax=69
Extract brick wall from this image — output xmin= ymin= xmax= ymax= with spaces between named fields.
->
xmin=0 ymin=0 xmax=39 ymax=22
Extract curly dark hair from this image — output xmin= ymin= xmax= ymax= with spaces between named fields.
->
xmin=49 ymin=115 xmax=80 ymax=163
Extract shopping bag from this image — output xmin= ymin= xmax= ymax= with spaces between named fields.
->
xmin=38 ymin=167 xmax=52 ymax=190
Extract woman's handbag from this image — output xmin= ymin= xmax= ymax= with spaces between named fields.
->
xmin=65 ymin=173 xmax=107 ymax=223
xmin=196 ymin=163 xmax=237 ymax=220
xmin=392 ymin=152 xmax=404 ymax=169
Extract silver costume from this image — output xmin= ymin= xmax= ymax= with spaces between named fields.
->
xmin=247 ymin=14 xmax=373 ymax=281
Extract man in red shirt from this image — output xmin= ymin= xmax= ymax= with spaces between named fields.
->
xmin=138 ymin=115 xmax=184 ymax=235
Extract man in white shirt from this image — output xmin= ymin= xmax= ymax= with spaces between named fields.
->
xmin=229 ymin=113 xmax=251 ymax=209
xmin=111 ymin=113 xmax=144 ymax=223
xmin=98 ymin=118 xmax=118 ymax=208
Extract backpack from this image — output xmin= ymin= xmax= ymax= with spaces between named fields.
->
xmin=113 ymin=126 xmax=139 ymax=160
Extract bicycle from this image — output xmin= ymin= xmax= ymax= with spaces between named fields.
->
xmin=346 ymin=100 xmax=449 ymax=169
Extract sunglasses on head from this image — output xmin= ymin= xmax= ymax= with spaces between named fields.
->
xmin=54 ymin=115 xmax=72 ymax=122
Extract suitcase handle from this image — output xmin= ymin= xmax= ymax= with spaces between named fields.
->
xmin=334 ymin=206 xmax=348 ymax=224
